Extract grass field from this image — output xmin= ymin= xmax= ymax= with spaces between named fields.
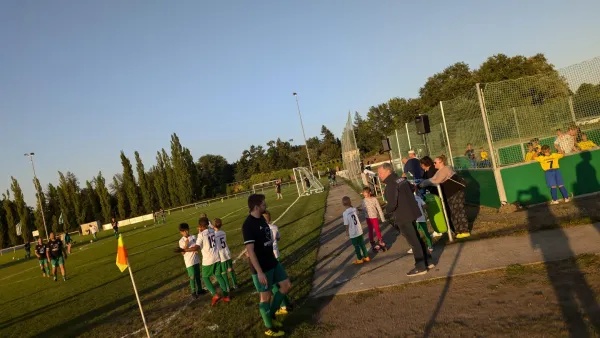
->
xmin=0 ymin=183 xmax=329 ymax=337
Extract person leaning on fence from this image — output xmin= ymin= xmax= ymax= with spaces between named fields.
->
xmin=536 ymin=145 xmax=571 ymax=205
xmin=419 ymin=155 xmax=470 ymax=239
xmin=554 ymin=128 xmax=577 ymax=155
xmin=525 ymin=142 xmax=538 ymax=162
xmin=378 ymin=162 xmax=433 ymax=276
xmin=577 ymin=133 xmax=598 ymax=151
xmin=419 ymin=156 xmax=438 ymax=196
xmin=403 ymin=150 xmax=423 ymax=179
xmin=479 ymin=148 xmax=491 ymax=168
xmin=465 ymin=144 xmax=476 ymax=168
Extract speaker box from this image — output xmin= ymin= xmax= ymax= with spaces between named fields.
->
xmin=415 ymin=115 xmax=430 ymax=134
xmin=382 ymin=138 xmax=391 ymax=152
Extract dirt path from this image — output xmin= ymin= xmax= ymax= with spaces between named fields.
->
xmin=312 ymin=255 xmax=600 ymax=337
xmin=311 ymin=182 xmax=600 ymax=298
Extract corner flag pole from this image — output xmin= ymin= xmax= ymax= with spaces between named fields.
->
xmin=127 ymin=258 xmax=151 ymax=338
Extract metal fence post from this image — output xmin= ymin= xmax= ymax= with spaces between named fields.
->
xmin=568 ymin=96 xmax=577 ymax=123
xmin=513 ymin=107 xmax=526 ymax=159
xmin=405 ymin=123 xmax=411 ymax=150
xmin=476 ymin=83 xmax=507 ymax=203
xmin=439 ymin=101 xmax=454 ymax=167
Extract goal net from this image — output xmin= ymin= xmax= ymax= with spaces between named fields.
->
xmin=252 ymin=180 xmax=278 ymax=194
xmin=293 ymin=167 xmax=324 ymax=196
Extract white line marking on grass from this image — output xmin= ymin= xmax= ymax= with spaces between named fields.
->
xmin=221 ymin=206 xmax=245 ymax=219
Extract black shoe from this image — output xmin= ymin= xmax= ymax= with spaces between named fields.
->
xmin=407 ymin=267 xmax=428 ymax=277
xmin=197 ymin=289 xmax=207 ymax=295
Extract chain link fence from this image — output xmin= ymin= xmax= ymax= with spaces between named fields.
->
xmin=340 ymin=112 xmax=362 ymax=190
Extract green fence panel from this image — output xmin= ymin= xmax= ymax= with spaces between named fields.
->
xmin=501 ymin=148 xmax=600 ymax=205
xmin=457 ymin=169 xmax=501 ymax=208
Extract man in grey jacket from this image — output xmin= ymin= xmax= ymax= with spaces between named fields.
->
xmin=378 ymin=163 xmax=431 ymax=276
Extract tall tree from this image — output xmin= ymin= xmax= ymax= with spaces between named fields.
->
xmin=198 ymin=155 xmax=233 ymax=198
xmin=85 ymin=180 xmax=102 ymax=221
xmin=120 ymin=151 xmax=140 ymax=217
xmin=10 ymin=177 xmax=31 ymax=242
xmin=319 ymin=125 xmax=342 ymax=162
xmin=2 ymin=190 xmax=18 ymax=246
xmin=33 ymin=177 xmax=48 ymax=239
xmin=112 ymin=175 xmax=127 ymax=220
xmin=46 ymin=184 xmax=60 ymax=233
xmin=153 ymin=151 xmax=169 ymax=209
xmin=95 ymin=172 xmax=112 ymax=223
xmin=170 ymin=134 xmax=193 ymax=205
xmin=133 ymin=151 xmax=154 ymax=214
xmin=162 ymin=149 xmax=179 ymax=207
xmin=419 ymin=62 xmax=475 ymax=109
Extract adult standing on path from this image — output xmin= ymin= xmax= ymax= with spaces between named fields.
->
xmin=378 ymin=163 xmax=431 ymax=276
xmin=403 ymin=150 xmax=423 ymax=179
xmin=243 ymin=194 xmax=291 ymax=337
xmin=420 ymin=155 xmax=470 ymax=239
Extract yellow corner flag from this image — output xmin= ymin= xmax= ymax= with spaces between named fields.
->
xmin=116 ymin=234 xmax=129 ymax=272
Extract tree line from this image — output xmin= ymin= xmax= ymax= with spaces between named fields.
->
xmin=0 ymin=127 xmax=341 ymax=249
xmin=353 ymin=53 xmax=599 ymax=155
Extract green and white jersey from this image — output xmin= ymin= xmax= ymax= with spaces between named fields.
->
xmin=214 ymin=230 xmax=232 ymax=261
xmin=179 ymin=235 xmax=200 ymax=268
xmin=196 ymin=229 xmax=221 ymax=266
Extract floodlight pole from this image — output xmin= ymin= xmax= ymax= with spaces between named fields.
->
xmin=25 ymin=153 xmax=49 ymax=241
xmin=293 ymin=93 xmax=314 ymax=176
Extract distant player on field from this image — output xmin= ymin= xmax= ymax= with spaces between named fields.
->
xmin=64 ymin=231 xmax=72 ymax=254
xmin=34 ymin=237 xmax=50 ymax=277
xmin=177 ymin=223 xmax=204 ymax=299
xmin=111 ymin=217 xmax=119 ymax=238
xmin=46 ymin=232 xmax=67 ymax=281
xmin=275 ymin=180 xmax=283 ymax=200
xmin=536 ymin=145 xmax=571 ymax=205
xmin=90 ymin=223 xmax=98 ymax=241
xmin=213 ymin=218 xmax=238 ymax=290
xmin=243 ymin=194 xmax=292 ymax=337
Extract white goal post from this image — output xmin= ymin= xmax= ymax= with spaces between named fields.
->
xmin=293 ymin=167 xmax=324 ymax=196
xmin=252 ymin=180 xmax=279 ymax=194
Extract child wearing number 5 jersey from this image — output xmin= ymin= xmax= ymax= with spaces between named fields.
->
xmin=536 ymin=145 xmax=571 ymax=205
xmin=213 ymin=218 xmax=239 ymax=290
xmin=179 ymin=217 xmax=230 ymax=306
xmin=342 ymin=196 xmax=370 ymax=265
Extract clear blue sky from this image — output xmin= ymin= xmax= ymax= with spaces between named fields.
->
xmin=2 ymin=0 xmax=600 ymax=205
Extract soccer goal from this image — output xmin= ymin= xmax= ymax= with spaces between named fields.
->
xmin=293 ymin=167 xmax=324 ymax=196
xmin=252 ymin=180 xmax=279 ymax=194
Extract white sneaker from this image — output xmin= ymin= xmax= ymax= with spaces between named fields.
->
xmin=564 ymin=198 xmax=570 ymax=203
xmin=407 ymin=248 xmax=413 ymax=254
xmin=550 ymin=200 xmax=560 ymax=205
xmin=431 ymin=231 xmax=443 ymax=238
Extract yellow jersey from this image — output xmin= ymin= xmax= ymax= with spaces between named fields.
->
xmin=577 ymin=140 xmax=597 ymax=151
xmin=536 ymin=153 xmax=564 ymax=171
xmin=480 ymin=151 xmax=488 ymax=160
xmin=524 ymin=151 xmax=537 ymax=162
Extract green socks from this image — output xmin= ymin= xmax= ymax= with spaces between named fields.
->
xmin=259 ymin=302 xmax=273 ymax=329
xmin=202 ymin=277 xmax=217 ymax=295
xmin=221 ymin=272 xmax=230 ymax=292
xmin=214 ymin=274 xmax=229 ymax=297
xmin=271 ymin=284 xmax=289 ymax=307
xmin=270 ymin=291 xmax=285 ymax=315
xmin=229 ymin=270 xmax=238 ymax=287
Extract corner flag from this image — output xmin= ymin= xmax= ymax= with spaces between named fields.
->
xmin=116 ymin=235 xmax=128 ymax=272
xmin=115 ymin=234 xmax=151 ymax=337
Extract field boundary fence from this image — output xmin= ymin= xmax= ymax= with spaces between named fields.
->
xmin=360 ymin=56 xmax=600 ymax=205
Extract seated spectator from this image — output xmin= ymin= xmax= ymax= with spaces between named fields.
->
xmin=531 ymin=138 xmax=541 ymax=154
xmin=402 ymin=150 xmax=424 ymax=179
xmin=525 ymin=142 xmax=538 ymax=162
xmin=577 ymin=133 xmax=598 ymax=151
xmin=465 ymin=144 xmax=476 ymax=168
xmin=554 ymin=128 xmax=577 ymax=155
xmin=479 ymin=148 xmax=491 ymax=168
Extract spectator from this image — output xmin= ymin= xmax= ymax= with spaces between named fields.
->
xmin=465 ymin=143 xmax=476 ymax=168
xmin=24 ymin=241 xmax=31 ymax=259
xmin=531 ymin=138 xmax=542 ymax=154
xmin=525 ymin=142 xmax=538 ymax=162
xmin=378 ymin=163 xmax=432 ymax=276
xmin=420 ymin=155 xmax=470 ymax=239
xmin=554 ymin=128 xmax=577 ymax=154
xmin=402 ymin=150 xmax=423 ymax=179
xmin=577 ymin=133 xmax=598 ymax=151
xmin=419 ymin=156 xmax=438 ymax=196
xmin=479 ymin=147 xmax=491 ymax=168
xmin=571 ymin=125 xmax=583 ymax=142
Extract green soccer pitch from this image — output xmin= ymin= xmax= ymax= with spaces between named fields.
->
xmin=0 ymin=183 xmax=328 ymax=337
